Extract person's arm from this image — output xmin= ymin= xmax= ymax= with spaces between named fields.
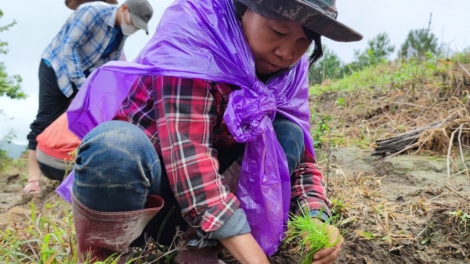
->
xmin=291 ymin=150 xmax=332 ymax=219
xmin=61 ymin=6 xmax=101 ymax=88
xmin=220 ymin=234 xmax=269 ymax=264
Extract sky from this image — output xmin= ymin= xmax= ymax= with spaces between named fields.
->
xmin=1 ymin=0 xmax=469 ymax=145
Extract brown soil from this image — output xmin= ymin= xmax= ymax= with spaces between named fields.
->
xmin=323 ymin=149 xmax=469 ymax=264
xmin=223 ymin=148 xmax=470 ymax=264
xmin=0 ymin=157 xmax=68 ymax=231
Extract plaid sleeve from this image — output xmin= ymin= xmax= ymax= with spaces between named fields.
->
xmin=62 ymin=7 xmax=99 ymax=88
xmin=154 ymin=76 xmax=240 ymax=233
xmin=291 ymin=150 xmax=332 ymax=216
xmin=92 ymin=39 xmax=126 ymax=71
xmin=93 ymin=50 xmax=120 ymax=69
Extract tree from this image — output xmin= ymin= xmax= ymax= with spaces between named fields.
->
xmin=309 ymin=46 xmax=343 ymax=85
xmin=399 ymin=29 xmax=441 ymax=59
xmin=341 ymin=32 xmax=395 ymax=76
xmin=0 ymin=9 xmax=25 ymax=99
xmin=356 ymin=32 xmax=395 ymax=67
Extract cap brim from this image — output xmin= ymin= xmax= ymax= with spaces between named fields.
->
xmin=237 ymin=0 xmax=363 ymax=42
xmin=294 ymin=1 xmax=363 ymax=42
xmin=129 ymin=12 xmax=149 ymax=35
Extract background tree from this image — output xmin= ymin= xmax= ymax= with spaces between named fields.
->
xmin=0 ymin=9 xmax=24 ymax=100
xmin=357 ymin=32 xmax=395 ymax=66
xmin=341 ymin=32 xmax=395 ymax=76
xmin=399 ymin=28 xmax=441 ymax=59
xmin=309 ymin=45 xmax=343 ymax=85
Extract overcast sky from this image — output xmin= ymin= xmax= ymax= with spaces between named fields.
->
xmin=1 ymin=0 xmax=469 ymax=144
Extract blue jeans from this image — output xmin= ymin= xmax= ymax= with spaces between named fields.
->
xmin=73 ymin=115 xmax=305 ymax=245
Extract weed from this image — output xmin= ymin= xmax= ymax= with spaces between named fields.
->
xmin=0 ymin=199 xmax=77 ymax=263
xmin=0 ymin=149 xmax=11 ymax=172
xmin=448 ymin=210 xmax=470 ymax=234
xmin=311 ymin=114 xmax=332 ymax=148
xmin=448 ymin=210 xmax=470 ymax=224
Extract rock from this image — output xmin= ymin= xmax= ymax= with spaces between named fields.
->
xmin=0 ymin=192 xmax=22 ymax=209
xmin=0 ymin=206 xmax=32 ymax=227
xmin=5 ymin=183 xmax=22 ymax=193
xmin=6 ymin=174 xmax=20 ymax=183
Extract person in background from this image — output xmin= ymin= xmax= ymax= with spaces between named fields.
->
xmin=36 ymin=113 xmax=81 ymax=182
xmin=24 ymin=0 xmax=151 ymax=194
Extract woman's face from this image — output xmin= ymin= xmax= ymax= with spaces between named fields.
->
xmin=242 ymin=10 xmax=311 ymax=75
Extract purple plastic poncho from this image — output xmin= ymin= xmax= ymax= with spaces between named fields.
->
xmin=57 ymin=0 xmax=315 ymax=255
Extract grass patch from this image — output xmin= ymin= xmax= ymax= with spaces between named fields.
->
xmin=309 ymin=58 xmax=441 ymax=96
xmin=0 ymin=200 xmax=77 ymax=263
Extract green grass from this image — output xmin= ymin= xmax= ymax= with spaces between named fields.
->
xmin=0 ymin=149 xmax=13 ymax=173
xmin=0 ymin=201 xmax=78 ymax=263
xmin=309 ymin=58 xmax=441 ymax=96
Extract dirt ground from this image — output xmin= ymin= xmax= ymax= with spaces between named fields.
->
xmin=1 ymin=148 xmax=469 ymax=263
xmin=0 ymin=164 xmax=67 ymax=231
xmin=222 ymin=148 xmax=470 ymax=264
xmin=269 ymin=148 xmax=470 ymax=264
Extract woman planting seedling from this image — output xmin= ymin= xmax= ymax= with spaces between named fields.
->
xmin=61 ymin=0 xmax=362 ymax=263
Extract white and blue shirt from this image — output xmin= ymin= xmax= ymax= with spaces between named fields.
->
xmin=42 ymin=2 xmax=127 ymax=97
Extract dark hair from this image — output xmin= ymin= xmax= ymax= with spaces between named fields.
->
xmin=234 ymin=1 xmax=323 ymax=68
xmin=303 ymin=28 xmax=323 ymax=67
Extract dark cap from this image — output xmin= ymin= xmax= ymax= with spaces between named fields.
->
xmin=125 ymin=0 xmax=154 ymax=34
xmin=234 ymin=0 xmax=363 ymax=42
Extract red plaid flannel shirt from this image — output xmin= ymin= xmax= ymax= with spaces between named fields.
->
xmin=114 ymin=75 xmax=331 ymax=233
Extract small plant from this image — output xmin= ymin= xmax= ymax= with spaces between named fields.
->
xmin=336 ymin=97 xmax=346 ymax=107
xmin=286 ymin=208 xmax=340 ymax=264
xmin=448 ymin=210 xmax=470 ymax=226
xmin=0 ymin=148 xmax=11 ymax=172
xmin=447 ymin=210 xmax=469 ymax=235
xmin=447 ymin=210 xmax=470 ymax=224
xmin=311 ymin=114 xmax=332 ymax=148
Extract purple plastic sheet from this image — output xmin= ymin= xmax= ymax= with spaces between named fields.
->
xmin=57 ymin=0 xmax=315 ymax=255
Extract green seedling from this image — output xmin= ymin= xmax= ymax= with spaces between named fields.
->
xmin=286 ymin=208 xmax=340 ymax=264
xmin=448 ymin=210 xmax=470 ymax=226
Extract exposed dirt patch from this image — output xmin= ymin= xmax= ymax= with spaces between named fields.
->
xmin=223 ymin=149 xmax=470 ymax=264
xmin=275 ymin=148 xmax=469 ymax=264
xmin=0 ymin=158 xmax=66 ymax=230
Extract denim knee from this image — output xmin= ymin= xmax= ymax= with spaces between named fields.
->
xmin=273 ymin=116 xmax=305 ymax=175
xmin=73 ymin=121 xmax=162 ymax=212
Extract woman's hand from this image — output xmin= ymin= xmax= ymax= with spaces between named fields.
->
xmin=220 ymin=233 xmax=270 ymax=264
xmin=310 ymin=219 xmax=344 ymax=264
